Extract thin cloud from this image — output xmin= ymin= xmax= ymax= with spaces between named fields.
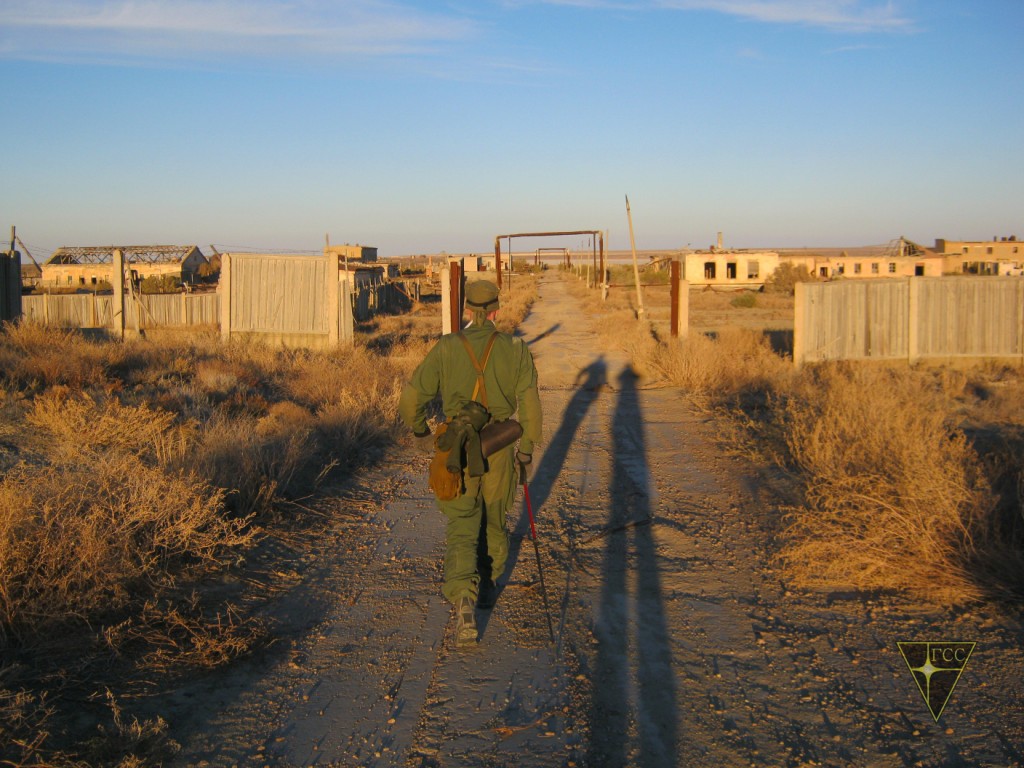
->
xmin=0 ymin=0 xmax=479 ymax=63
xmin=518 ymin=0 xmax=913 ymax=32
xmin=825 ymin=42 xmax=882 ymax=53
xmin=656 ymin=1 xmax=912 ymax=32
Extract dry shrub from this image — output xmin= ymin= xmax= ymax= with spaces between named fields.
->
xmin=0 ymin=684 xmax=62 ymax=767
xmin=777 ymin=364 xmax=1011 ymax=604
xmin=1 ymin=321 xmax=121 ymax=391
xmin=764 ymin=262 xmax=816 ymax=294
xmin=0 ymin=453 xmax=249 ymax=642
xmin=27 ymin=389 xmax=194 ymax=465
xmin=316 ymin=383 xmax=402 ymax=469
xmin=82 ymin=691 xmax=179 ymax=767
xmin=103 ymin=597 xmax=266 ymax=672
xmin=190 ymin=414 xmax=312 ymax=518
xmin=494 ymin=274 xmax=538 ymax=333
xmin=284 ymin=346 xmax=393 ymax=408
xmin=652 ymin=327 xmax=792 ymax=405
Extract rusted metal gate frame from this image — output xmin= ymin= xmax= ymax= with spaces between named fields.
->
xmin=493 ymin=230 xmax=605 ymax=289
xmin=534 ymin=247 xmax=570 ymax=267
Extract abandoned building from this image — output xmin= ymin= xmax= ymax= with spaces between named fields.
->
xmin=680 ymin=237 xmax=953 ymax=288
xmin=679 ymin=249 xmax=781 ymax=288
xmin=324 ymin=244 xmax=378 ymax=263
xmin=42 ymin=245 xmax=208 ymax=288
xmin=934 ymin=237 xmax=1022 ymax=276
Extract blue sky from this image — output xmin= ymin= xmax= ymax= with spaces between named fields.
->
xmin=1 ymin=1 xmax=1022 ymax=257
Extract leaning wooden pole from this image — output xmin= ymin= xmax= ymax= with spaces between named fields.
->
xmin=625 ymin=195 xmax=645 ymax=318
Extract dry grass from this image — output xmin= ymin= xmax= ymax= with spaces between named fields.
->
xmin=493 ymin=272 xmax=539 ymax=334
xmin=565 ymin=273 xmax=1024 ymax=606
xmin=776 ymin=365 xmax=1017 ymax=604
xmin=651 ymin=327 xmax=793 ymax=407
xmin=0 ymin=318 xmax=416 ymax=764
xmin=0 ymin=284 xmax=538 ymax=763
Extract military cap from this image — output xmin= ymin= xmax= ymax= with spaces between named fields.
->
xmin=465 ymin=280 xmax=500 ymax=312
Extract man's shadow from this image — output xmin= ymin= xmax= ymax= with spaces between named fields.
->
xmin=587 ymin=365 xmax=678 ymax=766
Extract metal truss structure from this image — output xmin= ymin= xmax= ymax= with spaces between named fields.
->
xmin=45 ymin=245 xmax=199 ymax=265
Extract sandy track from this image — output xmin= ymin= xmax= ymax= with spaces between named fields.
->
xmin=170 ymin=273 xmax=1024 ymax=767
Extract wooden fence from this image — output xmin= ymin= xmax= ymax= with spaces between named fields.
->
xmin=22 ymin=292 xmax=219 ymax=329
xmin=794 ymin=277 xmax=1024 ymax=366
xmin=17 ymin=260 xmax=413 ymax=347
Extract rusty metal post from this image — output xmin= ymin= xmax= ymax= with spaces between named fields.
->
xmin=494 ymin=237 xmax=502 ymax=289
xmin=599 ymin=231 xmax=605 ymax=292
xmin=448 ymin=259 xmax=463 ymax=333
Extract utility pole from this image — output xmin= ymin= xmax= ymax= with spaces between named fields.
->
xmin=625 ymin=195 xmax=645 ymax=319
xmin=14 ymin=235 xmax=42 ymax=273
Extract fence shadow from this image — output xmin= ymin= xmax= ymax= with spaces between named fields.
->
xmin=588 ymin=365 xmax=678 ymax=767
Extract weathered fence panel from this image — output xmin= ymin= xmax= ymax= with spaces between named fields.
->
xmin=914 ymin=278 xmax=1024 ymax=359
xmin=17 ymin=255 xmax=401 ymax=347
xmin=225 ymin=254 xmax=329 ymax=336
xmin=221 ymin=253 xmax=351 ymax=348
xmin=22 ymin=293 xmax=217 ymax=329
xmin=795 ymin=277 xmax=1024 ymax=365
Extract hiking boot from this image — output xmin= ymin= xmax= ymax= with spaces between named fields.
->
xmin=455 ymin=595 xmax=477 ymax=647
xmin=477 ymin=578 xmax=498 ymax=610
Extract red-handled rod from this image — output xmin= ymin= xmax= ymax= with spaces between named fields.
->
xmin=521 ymin=465 xmax=555 ymax=644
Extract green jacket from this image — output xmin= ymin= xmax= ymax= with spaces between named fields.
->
xmin=399 ymin=320 xmax=543 ymax=454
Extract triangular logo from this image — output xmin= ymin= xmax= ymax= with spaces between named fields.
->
xmin=897 ymin=641 xmax=976 ymax=721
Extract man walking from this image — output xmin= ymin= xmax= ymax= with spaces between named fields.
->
xmin=399 ymin=279 xmax=542 ymax=646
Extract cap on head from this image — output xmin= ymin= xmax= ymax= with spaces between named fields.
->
xmin=465 ymin=280 xmax=500 ymax=313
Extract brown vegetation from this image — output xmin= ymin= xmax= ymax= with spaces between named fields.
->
xmin=568 ymin=271 xmax=1024 ymax=606
xmin=0 ymin=272 xmax=538 ymax=766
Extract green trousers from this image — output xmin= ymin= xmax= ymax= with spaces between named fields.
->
xmin=438 ymin=444 xmax=517 ymax=603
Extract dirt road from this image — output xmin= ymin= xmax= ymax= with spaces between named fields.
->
xmin=170 ymin=273 xmax=1024 ymax=767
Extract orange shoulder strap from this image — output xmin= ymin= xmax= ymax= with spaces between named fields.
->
xmin=457 ymin=331 xmax=499 ymax=408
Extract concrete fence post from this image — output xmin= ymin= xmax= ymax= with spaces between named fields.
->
xmin=112 ymin=248 xmax=126 ymax=340
xmin=793 ymin=281 xmax=806 ymax=368
xmin=219 ymin=253 xmax=231 ymax=343
xmin=441 ymin=267 xmax=452 ymax=335
xmin=670 ymin=259 xmax=689 ymax=339
xmin=340 ymin=273 xmax=354 ymax=344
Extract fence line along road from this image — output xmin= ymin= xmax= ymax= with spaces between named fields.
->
xmin=795 ymin=277 xmax=1024 ymax=366
xmin=22 ymin=292 xmax=219 ymax=330
xmin=19 ymin=256 xmax=415 ymax=348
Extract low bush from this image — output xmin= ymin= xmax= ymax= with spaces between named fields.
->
xmin=764 ymin=262 xmax=816 ymax=295
xmin=729 ymin=292 xmax=758 ymax=308
xmin=776 ymin=365 xmax=1014 ymax=604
